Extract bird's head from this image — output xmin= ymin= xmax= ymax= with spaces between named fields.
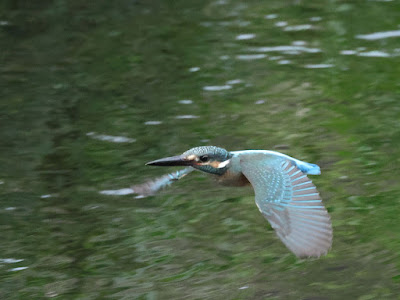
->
xmin=146 ymin=146 xmax=232 ymax=175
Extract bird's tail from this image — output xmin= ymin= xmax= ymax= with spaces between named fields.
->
xmin=295 ymin=160 xmax=321 ymax=175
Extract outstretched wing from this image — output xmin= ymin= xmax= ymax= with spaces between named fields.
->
xmin=239 ymin=153 xmax=332 ymax=258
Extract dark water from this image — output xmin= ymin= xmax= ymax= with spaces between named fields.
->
xmin=1 ymin=0 xmax=400 ymax=298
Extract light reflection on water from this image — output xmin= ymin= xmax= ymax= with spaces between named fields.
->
xmin=174 ymin=115 xmax=199 ymax=119
xmin=235 ymin=33 xmax=256 ymax=40
xmin=309 ymin=16 xmax=322 ymax=22
xmin=203 ymin=85 xmax=232 ymax=91
xmin=226 ymin=79 xmax=243 ymax=85
xmin=341 ymin=49 xmax=393 ymax=57
xmin=304 ymin=64 xmax=334 ymax=69
xmin=0 ymin=258 xmax=24 ymax=264
xmin=8 ymin=267 xmax=29 ymax=272
xmin=144 ymin=121 xmax=163 ymax=125
xmin=178 ymin=99 xmax=194 ymax=104
xmin=357 ymin=50 xmax=391 ymax=57
xmin=356 ymin=29 xmax=400 ymax=40
xmin=340 ymin=50 xmax=357 ymax=55
xmin=188 ymin=67 xmax=200 ymax=72
xmin=86 ymin=132 xmax=136 ymax=143
xmin=275 ymin=21 xmax=288 ymax=27
xmin=277 ymin=59 xmax=291 ymax=65
xmin=283 ymin=24 xmax=314 ymax=31
xmin=292 ymin=41 xmax=307 ymax=46
xmin=236 ymin=54 xmax=266 ymax=60
xmin=251 ymin=45 xmax=322 ymax=53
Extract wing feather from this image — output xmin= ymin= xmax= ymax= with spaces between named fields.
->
xmin=239 ymin=153 xmax=332 ymax=258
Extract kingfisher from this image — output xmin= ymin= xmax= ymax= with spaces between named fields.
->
xmin=134 ymin=146 xmax=332 ymax=258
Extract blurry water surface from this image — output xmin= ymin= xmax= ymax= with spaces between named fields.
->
xmin=1 ymin=0 xmax=400 ymax=299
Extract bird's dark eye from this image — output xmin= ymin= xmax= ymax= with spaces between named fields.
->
xmin=199 ymin=155 xmax=209 ymax=162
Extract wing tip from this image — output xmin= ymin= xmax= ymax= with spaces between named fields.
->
xmin=277 ymin=209 xmax=333 ymax=258
xmin=276 ymin=234 xmax=332 ymax=258
xmin=295 ymin=241 xmax=332 ymax=258
xmin=286 ymin=234 xmax=332 ymax=258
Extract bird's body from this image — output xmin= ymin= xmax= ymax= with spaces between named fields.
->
xmin=136 ymin=146 xmax=332 ymax=258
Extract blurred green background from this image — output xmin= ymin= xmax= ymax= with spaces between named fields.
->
xmin=1 ymin=0 xmax=400 ymax=299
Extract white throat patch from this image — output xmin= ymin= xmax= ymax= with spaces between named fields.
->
xmin=217 ymin=159 xmax=231 ymax=169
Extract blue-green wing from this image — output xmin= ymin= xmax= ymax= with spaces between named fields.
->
xmin=239 ymin=153 xmax=332 ymax=257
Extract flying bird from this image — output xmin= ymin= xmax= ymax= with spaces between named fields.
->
xmin=134 ymin=146 xmax=332 ymax=258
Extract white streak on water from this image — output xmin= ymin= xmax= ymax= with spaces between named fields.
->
xmin=275 ymin=21 xmax=288 ymax=27
xmin=310 ymin=16 xmax=322 ymax=22
xmin=265 ymin=14 xmax=278 ymax=19
xmin=144 ymin=121 xmax=162 ymax=125
xmin=269 ymin=56 xmax=282 ymax=61
xmin=356 ymin=30 xmax=400 ymax=40
xmin=341 ymin=49 xmax=392 ymax=57
xmin=251 ymin=45 xmax=321 ymax=54
xmin=226 ymin=79 xmax=243 ymax=85
xmin=175 ymin=115 xmax=199 ymax=119
xmin=284 ymin=24 xmax=313 ymax=31
xmin=189 ymin=67 xmax=200 ymax=72
xmin=340 ymin=50 xmax=357 ymax=55
xmin=87 ymin=132 xmax=136 ymax=143
xmin=203 ymin=85 xmax=232 ymax=91
xmin=5 ymin=207 xmax=16 ymax=211
xmin=0 ymin=258 xmax=24 ymax=263
xmin=41 ymin=194 xmax=52 ymax=199
xmin=8 ymin=267 xmax=28 ymax=272
xmin=178 ymin=99 xmax=193 ymax=104
xmin=236 ymin=54 xmax=266 ymax=60
xmin=283 ymin=50 xmax=300 ymax=55
xmin=236 ymin=33 xmax=256 ymax=40
xmin=292 ymin=40 xmax=307 ymax=46
xmin=255 ymin=100 xmax=265 ymax=104
xmin=221 ymin=20 xmax=250 ymax=27
xmin=357 ymin=50 xmax=390 ymax=57
xmin=304 ymin=64 xmax=334 ymax=68
xmin=278 ymin=60 xmax=291 ymax=65
xmin=100 ymin=188 xmax=134 ymax=195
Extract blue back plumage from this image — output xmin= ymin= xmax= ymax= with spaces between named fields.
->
xmin=232 ymin=150 xmax=321 ymax=176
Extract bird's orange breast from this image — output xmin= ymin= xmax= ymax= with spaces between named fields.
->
xmin=214 ymin=169 xmax=250 ymax=187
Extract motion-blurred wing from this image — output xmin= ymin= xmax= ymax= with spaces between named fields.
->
xmin=131 ymin=167 xmax=194 ymax=196
xmin=239 ymin=153 xmax=332 ymax=258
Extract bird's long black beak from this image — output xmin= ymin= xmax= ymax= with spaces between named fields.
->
xmin=146 ymin=155 xmax=193 ymax=167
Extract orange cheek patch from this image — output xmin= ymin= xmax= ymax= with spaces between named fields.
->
xmin=210 ymin=161 xmax=221 ymax=168
xmin=192 ymin=161 xmax=217 ymax=167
